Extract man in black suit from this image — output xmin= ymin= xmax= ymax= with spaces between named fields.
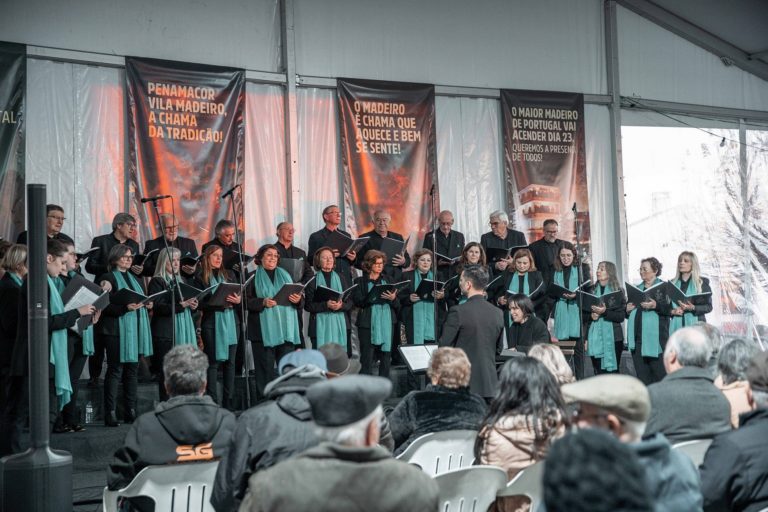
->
xmin=16 ymin=204 xmax=74 ymax=246
xmin=527 ymin=219 xmax=565 ymax=320
xmin=85 ymin=212 xmax=142 ymax=387
xmin=422 ymin=210 xmax=464 ymax=281
xmin=439 ymin=266 xmax=504 ymax=400
xmin=202 ymin=219 xmax=242 ymax=272
xmin=141 ymin=214 xmax=198 ymax=278
xmin=275 ymin=221 xmax=314 ymax=283
xmin=480 ymin=210 xmax=527 ymax=278
xmin=307 ymin=205 xmax=358 ymax=284
xmin=355 ymin=210 xmax=410 ymax=282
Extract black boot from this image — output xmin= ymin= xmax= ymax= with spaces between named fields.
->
xmin=105 ymin=411 xmax=119 ymax=427
xmin=123 ymin=408 xmax=136 ymax=424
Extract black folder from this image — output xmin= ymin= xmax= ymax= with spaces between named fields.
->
xmin=665 ymin=281 xmax=712 ymax=306
xmin=314 ymin=284 xmax=358 ymax=303
xmin=577 ymin=290 xmax=624 ymax=311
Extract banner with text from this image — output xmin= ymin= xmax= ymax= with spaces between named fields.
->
xmin=126 ymin=57 xmax=245 ymax=243
xmin=0 ymin=42 xmax=25 ymax=241
xmin=501 ymin=89 xmax=590 ymax=255
xmin=337 ymin=78 xmax=437 ymax=253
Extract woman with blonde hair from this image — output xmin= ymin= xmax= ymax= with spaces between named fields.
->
xmin=528 ymin=344 xmax=575 ymax=385
xmin=585 ymin=261 xmax=626 ymax=375
xmin=669 ymin=251 xmax=712 ymax=335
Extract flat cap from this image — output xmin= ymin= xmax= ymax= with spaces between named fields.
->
xmin=307 ymin=375 xmax=391 ymax=427
xmin=319 ymin=343 xmax=361 ymax=375
xmin=562 ymin=374 xmax=650 ymax=422
xmin=278 ymin=349 xmax=328 ymax=375
xmin=747 ymin=351 xmax=768 ymax=393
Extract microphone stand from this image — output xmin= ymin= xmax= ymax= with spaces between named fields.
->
xmin=223 ymin=186 xmax=251 ymax=409
xmin=429 ymin=186 xmax=439 ymax=344
xmin=573 ymin=205 xmax=585 ymax=378
xmin=147 ymin=197 xmax=183 ymax=348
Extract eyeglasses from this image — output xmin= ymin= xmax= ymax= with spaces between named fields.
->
xmin=489 ymin=221 xmax=502 ymax=226
xmin=120 ymin=255 xmax=134 ymax=260
xmin=121 ymin=223 xmax=137 ymax=229
xmin=47 ymin=215 xmax=66 ymax=221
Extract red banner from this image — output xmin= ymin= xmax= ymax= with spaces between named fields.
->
xmin=126 ymin=57 xmax=245 ymax=243
xmin=337 ymin=78 xmax=437 ymax=251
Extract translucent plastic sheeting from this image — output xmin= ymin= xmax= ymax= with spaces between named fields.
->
xmin=243 ymin=82 xmax=287 ymax=253
xmin=435 ymin=96 xmax=504 ymax=245
xmin=296 ymin=87 xmax=341 ymax=250
xmin=26 ymin=59 xmax=124 ymax=260
xmin=621 ymin=123 xmax=768 ymax=337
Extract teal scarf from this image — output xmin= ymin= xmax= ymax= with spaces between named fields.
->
xmin=367 ymin=280 xmax=393 ymax=352
xmin=669 ymin=277 xmax=698 ymax=335
xmin=8 ymin=272 xmax=23 ymax=287
xmin=314 ymin=271 xmax=347 ymax=347
xmin=586 ymin=284 xmax=618 ymax=372
xmin=627 ymin=279 xmax=662 ymax=357
xmin=507 ymin=272 xmax=530 ymax=295
xmin=48 ymin=276 xmax=72 ymax=410
xmin=210 ymin=274 xmax=238 ymax=360
xmin=412 ymin=271 xmax=435 ymax=344
xmin=255 ymin=267 xmax=300 ymax=348
xmin=112 ymin=271 xmax=153 ymax=363
xmin=169 ymin=279 xmax=197 ymax=346
xmin=553 ymin=269 xmax=581 ymax=340
xmin=68 ymin=271 xmax=94 ymax=355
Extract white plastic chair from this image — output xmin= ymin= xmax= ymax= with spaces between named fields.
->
xmin=497 ymin=460 xmax=546 ymax=510
xmin=435 ymin=465 xmax=508 ymax=512
xmin=103 ymin=460 xmax=219 ymax=512
xmin=395 ymin=430 xmax=477 ymax=475
xmin=673 ymin=439 xmax=713 ymax=467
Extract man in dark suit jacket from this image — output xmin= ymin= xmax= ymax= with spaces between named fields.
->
xmin=275 ymin=221 xmax=314 ymax=283
xmin=480 ymin=210 xmax=527 ymax=278
xmin=645 ymin=326 xmax=731 ymax=443
xmin=140 ymin=213 xmax=198 ymax=278
xmin=422 ymin=210 xmax=464 ymax=281
xmin=16 ymin=204 xmax=74 ymax=246
xmin=201 ymin=219 xmax=243 ymax=272
xmin=307 ymin=205 xmax=358 ymax=284
xmin=84 ymin=212 xmax=142 ymax=279
xmin=355 ymin=210 xmax=410 ymax=282
xmin=439 ymin=266 xmax=504 ymax=399
xmin=528 ymin=219 xmax=565 ymax=319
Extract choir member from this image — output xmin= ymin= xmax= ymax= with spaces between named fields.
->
xmin=528 ymin=219 xmax=565 ymax=319
xmin=194 ymin=245 xmax=240 ymax=408
xmin=400 ymin=249 xmax=446 ymax=344
xmin=274 ymin=221 xmax=314 ymax=282
xmin=549 ymin=242 xmax=591 ymax=379
xmin=148 ymin=248 xmax=198 ymax=401
xmin=480 ymin=210 xmax=527 ymax=277
xmin=445 ymin=242 xmax=487 ymax=307
xmin=86 ymin=213 xmax=142 ymax=387
xmin=202 ymin=219 xmax=243 ymax=273
xmin=353 ymin=250 xmax=400 ymax=378
xmin=97 ymin=244 xmax=153 ymax=426
xmin=246 ymin=244 xmax=302 ymax=398
xmin=15 ymin=204 xmax=74 ymax=245
xmin=585 ymin=261 xmax=626 ymax=375
xmin=307 ymin=205 xmax=357 ymax=283
xmin=141 ymin=214 xmax=198 ymax=278
xmin=355 ymin=210 xmax=411 ymax=282
xmin=304 ymin=246 xmax=353 ymax=353
xmin=55 ymin=241 xmax=100 ymax=433
xmin=422 ymin=210 xmax=465 ymax=281
xmin=0 ymin=244 xmax=26 ymax=455
xmin=507 ymin=294 xmax=550 ymax=353
xmin=626 ymin=257 xmax=670 ymax=385
xmin=669 ymin=251 xmax=712 ymax=334
xmin=489 ymin=248 xmax=545 ymax=342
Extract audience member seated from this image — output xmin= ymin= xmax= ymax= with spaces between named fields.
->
xmin=388 ymin=347 xmax=487 ymax=455
xmin=645 ymin=326 xmax=731 ymax=443
xmin=318 ymin=342 xmax=394 ymax=451
xmin=697 ymin=321 xmax=724 ymax=379
xmin=701 ymin=351 xmax=768 ymax=512
xmin=714 ymin=338 xmax=759 ymax=428
xmin=528 ymin=343 xmax=575 ymax=386
xmin=211 ymin=350 xmax=327 ymax=511
xmin=543 ymin=428 xmax=654 ymax=512
xmin=106 ymin=346 xmax=235 ymax=510
xmin=564 ymin=374 xmax=703 ymax=512
xmin=239 ymin=375 xmax=439 ymax=512
xmin=475 ymin=357 xmax=567 ymax=482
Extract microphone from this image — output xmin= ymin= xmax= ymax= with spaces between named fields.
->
xmin=140 ymin=194 xmax=171 ymax=203
xmin=429 ymin=184 xmax=435 ymax=196
xmin=222 ymin=184 xmax=241 ymax=199
xmin=571 ymin=202 xmax=577 ymax=214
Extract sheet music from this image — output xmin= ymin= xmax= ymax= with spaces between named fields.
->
xmin=64 ymin=287 xmax=100 ymax=312
xmin=399 ymin=345 xmax=432 ymax=372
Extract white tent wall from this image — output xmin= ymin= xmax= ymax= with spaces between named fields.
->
xmin=617 ymin=5 xmax=768 ymax=112
xmin=1 ymin=0 xmax=281 ymax=72
xmin=26 ymin=59 xmax=125 ymax=261
xmin=293 ymin=0 xmax=607 ymax=94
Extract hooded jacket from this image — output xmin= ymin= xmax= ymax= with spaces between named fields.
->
xmin=107 ymin=394 xmax=235 ymax=491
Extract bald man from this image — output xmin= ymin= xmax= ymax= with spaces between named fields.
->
xmin=422 ymin=210 xmax=464 ymax=281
